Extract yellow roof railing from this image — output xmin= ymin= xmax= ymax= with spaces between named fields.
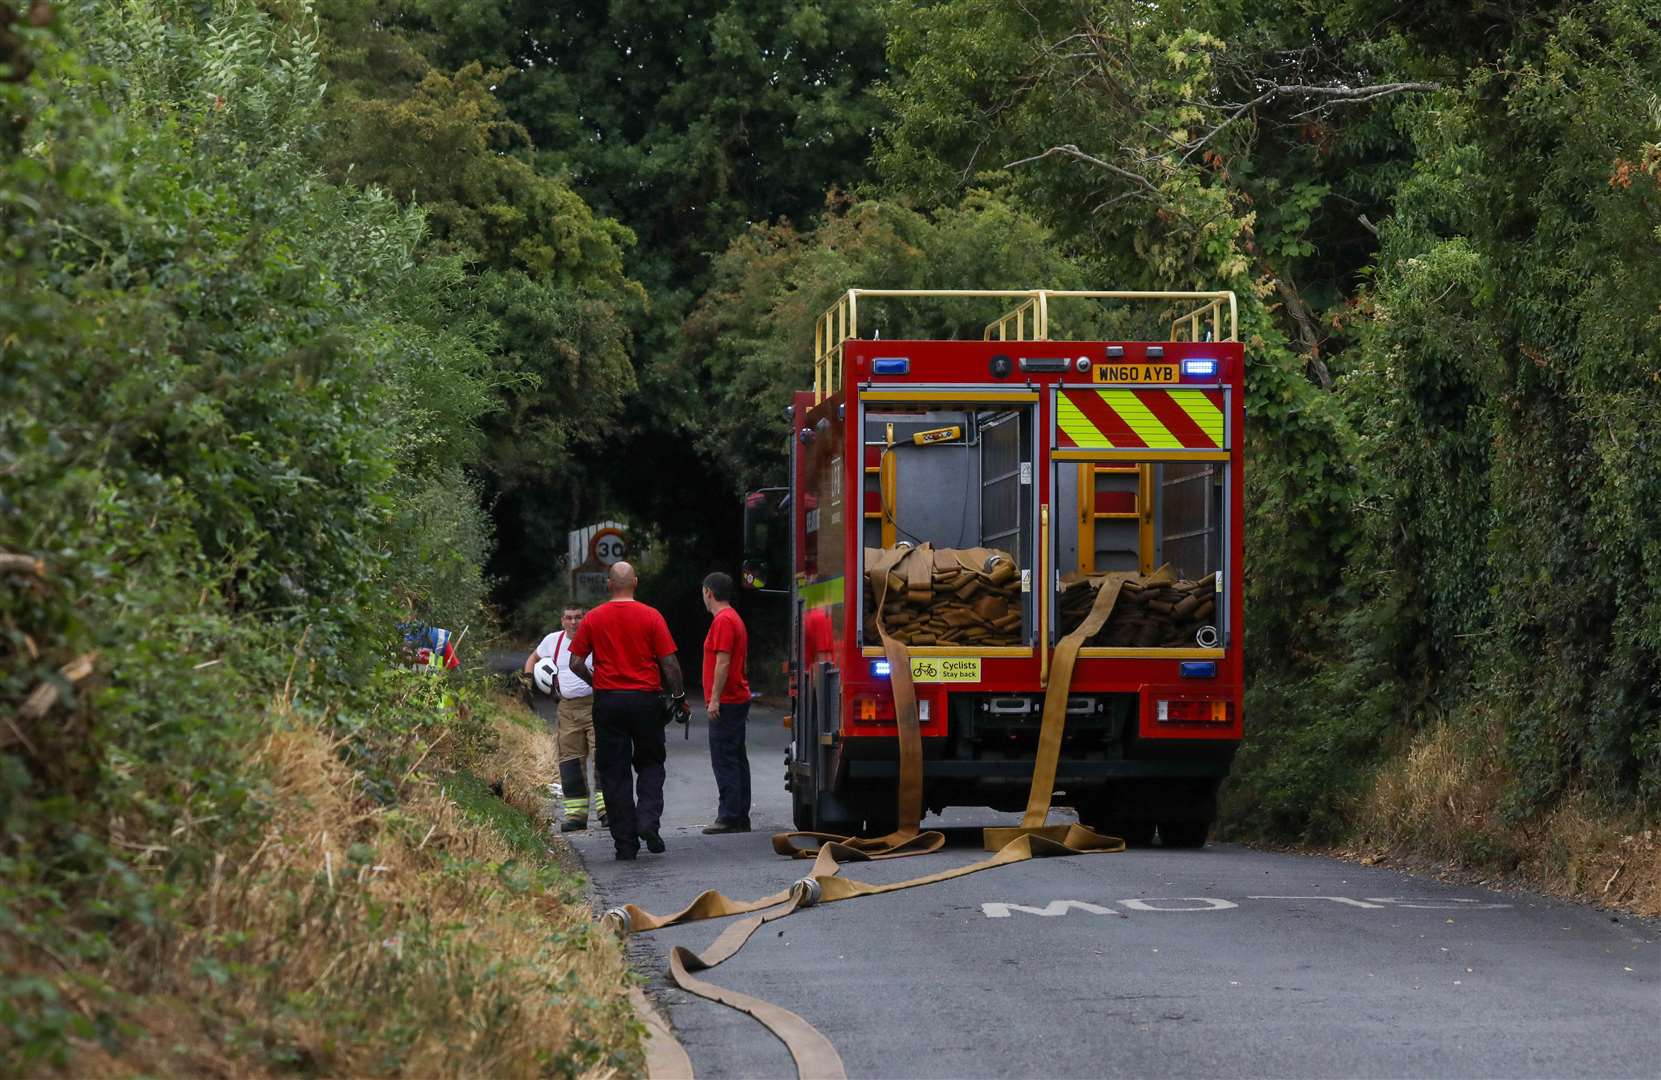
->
xmin=812 ymin=288 xmax=1238 ymax=402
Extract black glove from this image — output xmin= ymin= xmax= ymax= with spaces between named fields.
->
xmin=662 ymin=693 xmax=691 ymax=736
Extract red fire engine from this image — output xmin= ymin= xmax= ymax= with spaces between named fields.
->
xmin=744 ymin=289 xmax=1243 ymax=847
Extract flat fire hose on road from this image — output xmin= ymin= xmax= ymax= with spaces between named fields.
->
xmin=604 ymin=548 xmax=1162 ymax=1079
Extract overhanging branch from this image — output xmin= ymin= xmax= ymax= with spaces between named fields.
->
xmin=1184 ymin=79 xmax=1441 ymax=161
xmin=1270 ymin=80 xmax=1443 ymax=101
xmin=1003 ymin=143 xmax=1160 ymax=193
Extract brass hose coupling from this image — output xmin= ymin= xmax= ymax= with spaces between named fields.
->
xmin=791 ymin=877 xmax=823 ymax=908
xmin=600 ymin=907 xmax=632 ymax=937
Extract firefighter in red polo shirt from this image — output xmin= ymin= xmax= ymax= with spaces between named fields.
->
xmin=699 ymin=571 xmax=752 ymax=833
xmin=567 ymin=561 xmax=689 ymax=861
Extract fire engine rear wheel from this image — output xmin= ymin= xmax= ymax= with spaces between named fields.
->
xmin=791 ymin=784 xmax=815 ymax=832
xmin=819 ymin=814 xmax=861 ymax=837
xmin=1114 ymin=821 xmax=1156 ymax=847
xmin=792 ymin=774 xmax=858 ymax=835
xmin=1157 ymin=819 xmax=1211 ymax=848
xmin=863 ymin=813 xmax=899 ymax=838
xmin=1083 ymin=818 xmax=1153 ymax=847
xmin=1075 ymin=798 xmax=1155 ymax=847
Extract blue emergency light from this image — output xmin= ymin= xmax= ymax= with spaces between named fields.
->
xmin=1179 ymin=661 xmax=1217 ymax=678
xmin=870 ymin=659 xmax=892 ymax=678
xmin=1181 ymin=358 xmax=1219 ymax=378
xmin=872 ymin=357 xmax=910 ymax=375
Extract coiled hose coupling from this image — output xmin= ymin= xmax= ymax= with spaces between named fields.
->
xmin=791 ymin=877 xmax=823 ymax=908
xmin=600 ymin=907 xmax=632 ymax=937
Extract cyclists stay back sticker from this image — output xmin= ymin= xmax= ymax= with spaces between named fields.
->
xmin=910 ymin=657 xmax=982 ymax=683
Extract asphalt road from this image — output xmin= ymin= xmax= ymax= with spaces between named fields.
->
xmin=567 ymin=706 xmax=1660 ymax=1079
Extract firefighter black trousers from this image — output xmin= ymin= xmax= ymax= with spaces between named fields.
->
xmin=592 ymin=690 xmax=666 ymax=854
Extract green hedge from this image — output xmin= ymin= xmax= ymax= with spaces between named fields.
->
xmin=0 ymin=4 xmax=504 ymax=1065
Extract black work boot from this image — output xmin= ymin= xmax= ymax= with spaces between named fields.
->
xmin=640 ymin=829 xmax=666 ymax=854
xmin=560 ymin=818 xmax=588 ymax=833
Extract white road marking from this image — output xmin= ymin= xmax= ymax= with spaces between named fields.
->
xmin=979 ymin=895 xmax=1513 ymax=918
xmin=1248 ymin=896 xmax=1388 ymax=909
xmin=1120 ymin=897 xmax=1239 ymax=912
xmin=1365 ymin=897 xmax=1513 ymax=909
xmin=981 ymin=900 xmax=1120 ymax=918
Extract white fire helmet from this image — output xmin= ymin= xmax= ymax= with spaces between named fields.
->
xmin=533 ymin=657 xmax=558 ymax=696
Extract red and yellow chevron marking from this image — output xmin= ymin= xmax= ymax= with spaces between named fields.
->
xmin=1057 ymin=388 xmax=1225 ymax=450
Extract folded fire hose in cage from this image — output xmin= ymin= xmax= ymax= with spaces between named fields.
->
xmin=603 ymin=545 xmax=1175 ymax=1079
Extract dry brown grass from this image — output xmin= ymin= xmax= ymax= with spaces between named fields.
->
xmin=1352 ymin=718 xmax=1661 ymax=917
xmin=486 ymin=703 xmax=563 ymax=818
xmin=61 ymin=697 xmax=641 ymax=1078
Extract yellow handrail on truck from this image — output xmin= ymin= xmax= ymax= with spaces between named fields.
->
xmin=814 ymin=288 xmax=1238 ymax=402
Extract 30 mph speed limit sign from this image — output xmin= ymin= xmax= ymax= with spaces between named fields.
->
xmin=591 ymin=528 xmax=627 ymax=566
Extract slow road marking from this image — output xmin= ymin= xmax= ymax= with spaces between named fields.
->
xmin=982 ymin=900 xmax=1121 ymax=919
xmin=980 ymin=896 xmax=1512 ymax=918
xmin=1120 ymin=897 xmax=1239 ymax=912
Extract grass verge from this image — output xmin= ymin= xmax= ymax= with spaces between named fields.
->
xmin=4 ymin=687 xmax=641 ymax=1077
xmin=1343 ymin=718 xmax=1660 ymax=917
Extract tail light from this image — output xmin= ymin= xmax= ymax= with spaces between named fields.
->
xmin=850 ymin=695 xmax=930 ymax=725
xmin=853 ymin=695 xmax=896 ymax=724
xmin=1156 ymin=699 xmax=1229 ymax=724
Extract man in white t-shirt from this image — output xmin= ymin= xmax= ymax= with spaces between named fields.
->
xmin=524 ymin=605 xmax=604 ymax=830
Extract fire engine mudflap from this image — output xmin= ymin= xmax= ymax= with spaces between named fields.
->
xmin=604 ymin=289 xmax=1244 ymax=1080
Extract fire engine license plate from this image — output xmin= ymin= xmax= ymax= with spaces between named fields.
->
xmin=1093 ymin=363 xmax=1178 ymax=384
xmin=910 ymin=657 xmax=982 ymax=683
